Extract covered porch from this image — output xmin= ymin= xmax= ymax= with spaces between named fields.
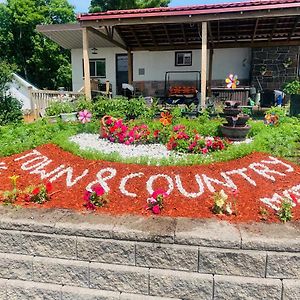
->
xmin=38 ymin=0 xmax=300 ymax=107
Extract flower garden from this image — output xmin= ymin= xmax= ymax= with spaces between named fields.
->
xmin=1 ymin=93 xmax=300 ymax=223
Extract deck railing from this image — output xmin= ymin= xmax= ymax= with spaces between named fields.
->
xmin=30 ymin=88 xmax=83 ymax=119
xmin=211 ymin=87 xmax=250 ymax=106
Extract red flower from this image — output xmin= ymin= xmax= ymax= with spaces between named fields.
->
xmin=152 ymin=205 xmax=161 ymax=214
xmin=24 ymin=194 xmax=31 ymax=203
xmin=153 ymin=130 xmax=160 ymax=138
xmin=32 ymin=187 xmax=40 ymax=195
xmin=46 ymin=182 xmax=52 ymax=193
xmin=290 ymin=193 xmax=298 ymax=205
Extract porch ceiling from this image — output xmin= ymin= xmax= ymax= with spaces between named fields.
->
xmin=36 ymin=23 xmax=125 ymax=49
xmin=114 ymin=16 xmax=300 ymax=51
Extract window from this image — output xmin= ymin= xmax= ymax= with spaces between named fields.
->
xmin=175 ymin=51 xmax=192 ymax=66
xmin=83 ymin=59 xmax=106 ymax=77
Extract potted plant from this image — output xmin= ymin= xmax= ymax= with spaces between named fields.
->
xmin=59 ymin=102 xmax=77 ymax=122
xmin=45 ymin=102 xmax=62 ymax=123
xmin=45 ymin=101 xmax=77 ymax=122
xmin=283 ymin=79 xmax=300 ymax=116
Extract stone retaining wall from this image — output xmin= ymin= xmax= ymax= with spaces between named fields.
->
xmin=0 ymin=206 xmax=299 ymax=299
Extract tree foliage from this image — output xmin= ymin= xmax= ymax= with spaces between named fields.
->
xmin=0 ymin=0 xmax=76 ymax=90
xmin=89 ymin=0 xmax=170 ymax=13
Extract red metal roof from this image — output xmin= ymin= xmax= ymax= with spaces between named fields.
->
xmin=78 ymin=0 xmax=300 ymax=21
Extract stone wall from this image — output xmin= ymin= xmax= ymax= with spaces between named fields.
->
xmin=251 ymin=46 xmax=299 ymax=91
xmin=0 ymin=206 xmax=299 ymax=299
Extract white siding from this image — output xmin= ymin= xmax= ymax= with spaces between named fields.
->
xmin=71 ymin=47 xmax=251 ymax=95
xmin=133 ymin=48 xmax=251 ymax=81
xmin=71 ymin=48 xmax=126 ymax=94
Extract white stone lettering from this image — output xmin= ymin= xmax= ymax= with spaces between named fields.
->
xmin=0 ymin=162 xmax=7 ymax=170
xmin=202 ymin=172 xmax=237 ymax=193
xmin=283 ymin=184 xmax=300 ymax=205
xmin=120 ymin=172 xmax=144 ymax=198
xmin=49 ymin=167 xmax=89 ymax=187
xmin=248 ymin=163 xmax=286 ymax=182
xmin=30 ymin=161 xmax=66 ymax=180
xmin=14 ymin=150 xmax=41 ymax=161
xmin=86 ymin=167 xmax=117 ymax=193
xmin=21 ymin=156 xmax=50 ymax=171
xmin=146 ymin=174 xmax=174 ymax=196
xmin=225 ymin=168 xmax=257 ymax=186
xmin=260 ymin=193 xmax=284 ymax=210
xmin=175 ymin=174 xmax=204 ymax=198
xmin=261 ymin=156 xmax=294 ymax=173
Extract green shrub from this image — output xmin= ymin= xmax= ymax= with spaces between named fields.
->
xmin=45 ymin=101 xmax=76 ymax=116
xmin=92 ymin=97 xmax=149 ymax=120
xmin=75 ymin=97 xmax=93 ymax=112
xmin=0 ymin=95 xmax=23 ymax=125
xmin=283 ymin=79 xmax=300 ymax=95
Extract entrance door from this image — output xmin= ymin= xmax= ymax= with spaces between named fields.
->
xmin=116 ymin=54 xmax=128 ymax=95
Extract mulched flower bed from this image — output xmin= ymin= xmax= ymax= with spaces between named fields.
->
xmin=1 ymin=143 xmax=300 ymax=223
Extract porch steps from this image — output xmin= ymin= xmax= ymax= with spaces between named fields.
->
xmin=0 ymin=206 xmax=298 ymax=299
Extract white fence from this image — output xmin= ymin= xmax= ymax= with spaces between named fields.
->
xmin=30 ymin=89 xmax=83 ymax=119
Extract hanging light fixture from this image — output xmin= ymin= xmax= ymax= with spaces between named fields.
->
xmin=91 ymin=47 xmax=98 ymax=54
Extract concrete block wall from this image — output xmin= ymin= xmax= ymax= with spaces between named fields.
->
xmin=0 ymin=206 xmax=299 ymax=299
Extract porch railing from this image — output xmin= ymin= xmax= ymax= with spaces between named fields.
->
xmin=211 ymin=87 xmax=250 ymax=106
xmin=30 ymin=88 xmax=83 ymax=119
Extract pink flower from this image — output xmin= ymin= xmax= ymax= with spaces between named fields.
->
xmin=206 ymin=139 xmax=213 ymax=147
xmin=78 ymin=110 xmax=92 ymax=124
xmin=83 ymin=191 xmax=91 ymax=201
xmin=232 ymin=189 xmax=238 ymax=197
xmin=152 ymin=189 xmax=168 ymax=199
xmin=105 ymin=118 xmax=112 ymax=125
xmin=201 ymin=147 xmax=209 ymax=155
xmin=93 ymin=185 xmax=105 ymax=196
xmin=152 ymin=205 xmax=161 ymax=214
xmin=147 ymin=197 xmax=157 ymax=204
xmin=85 ymin=200 xmax=96 ymax=210
xmin=173 ymin=125 xmax=185 ymax=132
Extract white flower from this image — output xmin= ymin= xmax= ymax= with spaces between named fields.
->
xmin=225 ymin=203 xmax=233 ymax=215
xmin=219 ymin=189 xmax=228 ymax=201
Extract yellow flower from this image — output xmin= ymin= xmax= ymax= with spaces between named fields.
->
xmin=9 ymin=175 xmax=19 ymax=187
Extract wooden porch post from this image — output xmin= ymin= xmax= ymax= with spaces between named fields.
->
xmin=82 ymin=27 xmax=91 ymax=100
xmin=201 ymin=21 xmax=208 ymax=109
xmin=128 ymin=49 xmax=133 ymax=85
xmin=208 ymin=49 xmax=214 ymax=97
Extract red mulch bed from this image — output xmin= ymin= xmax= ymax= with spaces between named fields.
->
xmin=1 ymin=143 xmax=300 ymax=223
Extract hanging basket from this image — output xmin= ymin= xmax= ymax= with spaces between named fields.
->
xmin=101 ymin=115 xmax=117 ymax=127
xmin=100 ymin=115 xmax=117 ymax=138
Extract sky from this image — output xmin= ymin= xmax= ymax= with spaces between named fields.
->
xmin=69 ymin=0 xmax=245 ymax=13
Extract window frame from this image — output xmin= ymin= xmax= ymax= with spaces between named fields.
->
xmin=175 ymin=51 xmax=192 ymax=67
xmin=82 ymin=58 xmax=106 ymax=78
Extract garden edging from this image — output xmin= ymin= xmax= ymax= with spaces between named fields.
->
xmin=0 ymin=206 xmax=299 ymax=299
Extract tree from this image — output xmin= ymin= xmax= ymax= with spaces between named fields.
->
xmin=0 ymin=60 xmax=23 ymax=125
xmin=0 ymin=0 xmax=76 ymax=90
xmin=89 ymin=0 xmax=170 ymax=13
